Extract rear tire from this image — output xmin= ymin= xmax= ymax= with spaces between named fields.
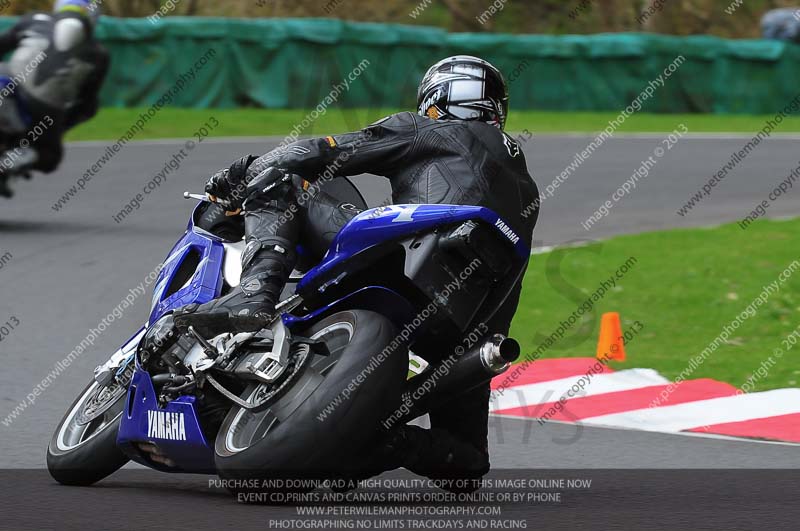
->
xmin=214 ymin=310 xmax=408 ymax=482
xmin=47 ymin=379 xmax=130 ymax=486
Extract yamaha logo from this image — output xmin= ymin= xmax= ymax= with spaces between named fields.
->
xmin=147 ymin=410 xmax=187 ymax=441
xmin=495 ymin=219 xmax=520 ymax=245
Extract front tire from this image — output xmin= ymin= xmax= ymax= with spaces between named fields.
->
xmin=214 ymin=310 xmax=408 ymax=481
xmin=47 ymin=377 xmax=130 ymax=486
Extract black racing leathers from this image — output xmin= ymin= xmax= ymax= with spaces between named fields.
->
xmin=246 ymin=112 xmax=538 ymax=241
xmin=0 ymin=12 xmax=109 ymax=173
xmin=217 ymin=112 xmax=540 ymax=484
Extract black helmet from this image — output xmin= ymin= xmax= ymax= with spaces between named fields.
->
xmin=417 ymin=55 xmax=509 ymax=130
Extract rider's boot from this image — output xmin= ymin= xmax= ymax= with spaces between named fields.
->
xmin=350 ymin=425 xmax=488 ymax=493
xmin=0 ymin=147 xmax=39 ymax=198
xmin=174 ymin=214 xmax=297 ymax=338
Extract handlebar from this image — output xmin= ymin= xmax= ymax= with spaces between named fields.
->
xmin=183 ymin=192 xmax=210 ymax=202
xmin=183 ymin=191 xmax=243 ymax=216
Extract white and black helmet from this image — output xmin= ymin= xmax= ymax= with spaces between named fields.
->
xmin=417 ymin=55 xmax=509 ymax=130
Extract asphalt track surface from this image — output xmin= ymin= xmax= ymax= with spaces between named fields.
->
xmin=0 ymin=135 xmax=799 ymax=528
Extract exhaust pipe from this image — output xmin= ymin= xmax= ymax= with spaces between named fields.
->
xmin=391 ymin=334 xmax=520 ymax=426
xmin=478 ymin=334 xmax=521 ymax=375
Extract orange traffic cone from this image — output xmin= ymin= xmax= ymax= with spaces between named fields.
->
xmin=597 ymin=312 xmax=626 ymax=362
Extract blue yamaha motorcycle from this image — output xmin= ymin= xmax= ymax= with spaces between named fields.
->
xmin=47 ymin=178 xmax=526 ymax=489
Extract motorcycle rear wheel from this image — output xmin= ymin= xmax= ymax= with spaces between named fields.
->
xmin=214 ymin=310 xmax=408 ymax=483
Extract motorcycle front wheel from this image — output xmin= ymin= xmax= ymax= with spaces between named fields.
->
xmin=47 ymin=373 xmax=131 ymax=486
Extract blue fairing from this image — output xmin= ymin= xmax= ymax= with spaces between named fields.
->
xmin=298 ymin=204 xmax=530 ymax=294
xmin=147 ymin=203 xmax=225 ymax=324
xmin=120 ymin=205 xmax=226 ymax=469
xmin=117 ymin=366 xmax=215 ymax=472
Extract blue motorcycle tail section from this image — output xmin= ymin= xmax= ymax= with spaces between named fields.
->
xmin=298 ymin=204 xmax=530 ymax=294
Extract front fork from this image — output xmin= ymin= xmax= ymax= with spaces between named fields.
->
xmin=93 ymin=328 xmax=146 ymax=387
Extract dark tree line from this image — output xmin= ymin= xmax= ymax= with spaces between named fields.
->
xmin=5 ymin=0 xmax=797 ymax=38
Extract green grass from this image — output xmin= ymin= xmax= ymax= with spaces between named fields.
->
xmin=509 ymin=217 xmax=800 ymax=392
xmin=65 ymin=108 xmax=800 ymax=142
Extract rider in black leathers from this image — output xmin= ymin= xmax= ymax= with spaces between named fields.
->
xmin=175 ymin=56 xmax=540 ymax=487
xmin=0 ymin=0 xmax=109 ymax=197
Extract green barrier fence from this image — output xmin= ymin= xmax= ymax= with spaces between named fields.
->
xmin=1 ymin=16 xmax=799 ymax=114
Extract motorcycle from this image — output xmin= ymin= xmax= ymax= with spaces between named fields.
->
xmin=47 ymin=176 xmax=527 ymax=489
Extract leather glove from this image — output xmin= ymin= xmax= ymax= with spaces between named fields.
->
xmin=204 ymin=155 xmax=258 ymax=212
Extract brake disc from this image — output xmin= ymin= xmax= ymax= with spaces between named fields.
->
xmin=75 ymin=369 xmax=133 ymax=426
xmin=75 ymin=379 xmax=130 ymax=426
